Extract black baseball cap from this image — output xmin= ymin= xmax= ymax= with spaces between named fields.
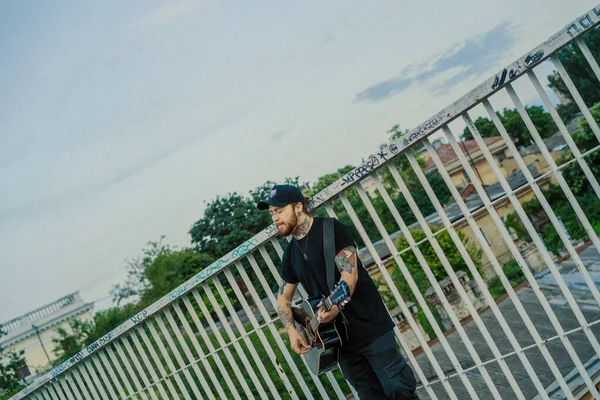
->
xmin=257 ymin=184 xmax=305 ymax=210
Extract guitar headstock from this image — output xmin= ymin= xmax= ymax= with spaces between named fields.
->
xmin=326 ymin=281 xmax=351 ymax=310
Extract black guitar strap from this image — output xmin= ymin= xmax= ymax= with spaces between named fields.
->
xmin=323 ymin=218 xmax=335 ymax=291
xmin=323 ymin=218 xmax=349 ymax=341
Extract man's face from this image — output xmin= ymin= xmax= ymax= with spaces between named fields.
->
xmin=269 ymin=204 xmax=299 ymax=236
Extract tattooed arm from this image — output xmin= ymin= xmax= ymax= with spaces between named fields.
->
xmin=277 ymin=280 xmax=309 ymax=354
xmin=318 ymin=245 xmax=359 ymax=323
xmin=334 ymin=245 xmax=359 ymax=296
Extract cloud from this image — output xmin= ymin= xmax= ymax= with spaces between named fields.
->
xmin=267 ymin=129 xmax=288 ymax=142
xmin=355 ymin=22 xmax=518 ymax=103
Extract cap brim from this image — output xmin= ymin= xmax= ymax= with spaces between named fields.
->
xmin=256 ymin=199 xmax=291 ymax=210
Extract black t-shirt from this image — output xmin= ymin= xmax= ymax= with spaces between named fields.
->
xmin=281 ymin=217 xmax=394 ymax=350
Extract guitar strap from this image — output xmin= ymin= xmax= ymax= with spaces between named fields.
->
xmin=323 ymin=218 xmax=335 ymax=291
xmin=323 ymin=218 xmax=349 ymax=340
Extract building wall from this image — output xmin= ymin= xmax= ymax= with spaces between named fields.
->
xmin=4 ymin=313 xmax=93 ymax=373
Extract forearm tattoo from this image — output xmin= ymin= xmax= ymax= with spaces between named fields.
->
xmin=335 ymin=246 xmax=357 ymax=274
xmin=279 ymin=281 xmax=287 ymax=296
xmin=278 ymin=302 xmax=294 ymax=329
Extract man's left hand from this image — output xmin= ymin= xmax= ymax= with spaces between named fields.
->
xmin=317 ymin=302 xmax=340 ymax=323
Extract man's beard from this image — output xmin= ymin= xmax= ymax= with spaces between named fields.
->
xmin=277 ymin=212 xmax=298 ymax=236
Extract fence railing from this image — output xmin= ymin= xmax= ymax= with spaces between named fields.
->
xmin=11 ymin=4 xmax=600 ymax=399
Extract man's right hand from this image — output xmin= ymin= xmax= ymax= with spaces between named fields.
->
xmin=288 ymin=329 xmax=310 ymax=355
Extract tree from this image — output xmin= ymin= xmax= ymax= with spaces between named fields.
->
xmin=561 ymin=103 xmax=600 ymax=196
xmin=548 ymin=27 xmax=600 ymax=120
xmin=0 ymin=328 xmax=26 ymax=399
xmin=52 ymin=320 xmax=92 ymax=365
xmin=111 ymin=239 xmax=215 ymax=308
xmin=461 ymin=106 xmax=557 ymax=147
xmin=189 ymin=178 xmax=302 ymax=260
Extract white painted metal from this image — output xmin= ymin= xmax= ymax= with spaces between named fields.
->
xmin=105 ymin=345 xmax=136 ymax=398
xmin=152 ymin=314 xmax=204 ymax=399
xmin=98 ymin=350 xmax=127 ymax=399
xmin=162 ymin=307 xmax=217 ymax=400
xmin=179 ymin=296 xmax=242 ymax=398
xmin=135 ymin=324 xmax=183 ymax=399
xmin=337 ymin=192 xmax=458 ymax=399
xmin=127 ymin=329 xmax=170 ymax=399
xmin=113 ymin=341 xmax=148 ymax=400
xmin=431 ymin=122 xmax=578 ymax=399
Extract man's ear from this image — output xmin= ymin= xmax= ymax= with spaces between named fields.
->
xmin=295 ymin=202 xmax=303 ymax=216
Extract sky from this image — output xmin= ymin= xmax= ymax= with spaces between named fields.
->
xmin=1 ymin=0 xmax=597 ymax=322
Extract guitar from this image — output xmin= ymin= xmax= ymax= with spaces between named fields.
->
xmin=291 ymin=282 xmax=351 ymax=375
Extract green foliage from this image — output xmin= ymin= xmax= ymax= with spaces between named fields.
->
xmin=52 ymin=320 xmax=93 ymax=365
xmin=504 ymin=211 xmax=531 ymax=243
xmin=461 ymin=106 xmax=557 ymax=147
xmin=189 ymin=178 xmax=302 ymax=260
xmin=390 ymin=226 xmax=482 ymax=302
xmin=486 ymin=259 xmax=527 ymax=300
xmin=0 ymin=328 xmax=26 ymax=399
xmin=548 ymin=27 xmax=600 ymax=118
xmin=377 ymin=226 xmax=482 ymax=339
xmin=111 ymin=238 xmax=215 ymax=308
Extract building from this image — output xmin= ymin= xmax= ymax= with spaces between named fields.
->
xmin=0 ymin=292 xmax=93 ymax=380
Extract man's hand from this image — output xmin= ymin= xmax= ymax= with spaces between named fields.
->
xmin=317 ymin=302 xmax=340 ymax=324
xmin=288 ymin=329 xmax=310 ymax=354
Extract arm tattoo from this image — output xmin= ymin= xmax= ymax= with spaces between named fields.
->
xmin=278 ymin=281 xmax=287 ymax=296
xmin=335 ymin=246 xmax=357 ymax=274
xmin=278 ymin=302 xmax=294 ymax=329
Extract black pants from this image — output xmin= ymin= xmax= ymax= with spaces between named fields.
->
xmin=339 ymin=330 xmax=419 ymax=400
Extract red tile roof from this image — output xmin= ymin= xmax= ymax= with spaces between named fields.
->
xmin=425 ymin=136 xmax=503 ymax=170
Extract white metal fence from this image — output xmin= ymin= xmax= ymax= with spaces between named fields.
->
xmin=10 ymin=5 xmax=600 ymax=399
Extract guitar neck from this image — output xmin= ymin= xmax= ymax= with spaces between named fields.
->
xmin=309 ymin=298 xmax=333 ymax=331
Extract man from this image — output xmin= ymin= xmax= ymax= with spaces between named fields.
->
xmin=257 ymin=184 xmax=419 ymax=399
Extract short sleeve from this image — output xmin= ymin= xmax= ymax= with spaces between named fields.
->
xmin=333 ymin=219 xmax=356 ymax=253
xmin=280 ymin=248 xmax=299 ymax=284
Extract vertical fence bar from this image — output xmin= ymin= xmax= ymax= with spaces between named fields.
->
xmin=169 ymin=303 xmax=228 ymax=400
xmin=64 ymin=373 xmax=83 ymax=400
xmin=89 ymin=353 xmax=117 ymax=399
xmin=57 ymin=376 xmax=76 ymax=400
xmin=348 ymin=184 xmax=496 ymax=398
xmin=393 ymin=156 xmax=549 ymax=398
xmin=82 ymin=359 xmax=110 ymax=400
xmin=179 ymin=296 xmax=242 ymax=399
xmin=106 ymin=346 xmax=136 ymax=398
xmin=337 ymin=191 xmax=459 ymax=399
xmin=98 ymin=350 xmax=128 ymax=399
xmin=120 ymin=337 xmax=157 ymax=400
xmin=222 ymin=267 xmax=298 ymax=399
xmin=464 ymin=109 xmax=600 ymax=350
xmin=162 ymin=307 xmax=216 ymax=400
xmin=434 ymin=121 xmax=578 ymax=398
xmin=366 ymin=172 xmax=526 ymax=399
xmin=551 ymin=56 xmax=600 ymax=142
xmin=113 ymin=341 xmax=147 ymax=400
xmin=526 ymin=70 xmax=600 ymax=200
xmin=153 ymin=314 xmax=205 ymax=399
xmin=323 ymin=201 xmax=433 ymax=400
xmin=202 ymin=279 xmax=268 ymax=399
xmin=210 ymin=274 xmax=282 ymax=399
xmin=256 ymin=243 xmax=347 ymax=399
xmin=76 ymin=363 xmax=102 ymax=400
xmin=575 ymin=38 xmax=600 ymax=87
xmin=234 ymin=260 xmax=310 ymax=399
xmin=245 ymin=252 xmax=330 ymax=399
xmin=505 ymin=83 xmax=600 ymax=283
xmin=190 ymin=289 xmax=255 ymax=399
xmin=135 ymin=325 xmax=181 ymax=399
xmin=145 ymin=317 xmax=191 ymax=398
xmin=128 ymin=329 xmax=170 ymax=399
